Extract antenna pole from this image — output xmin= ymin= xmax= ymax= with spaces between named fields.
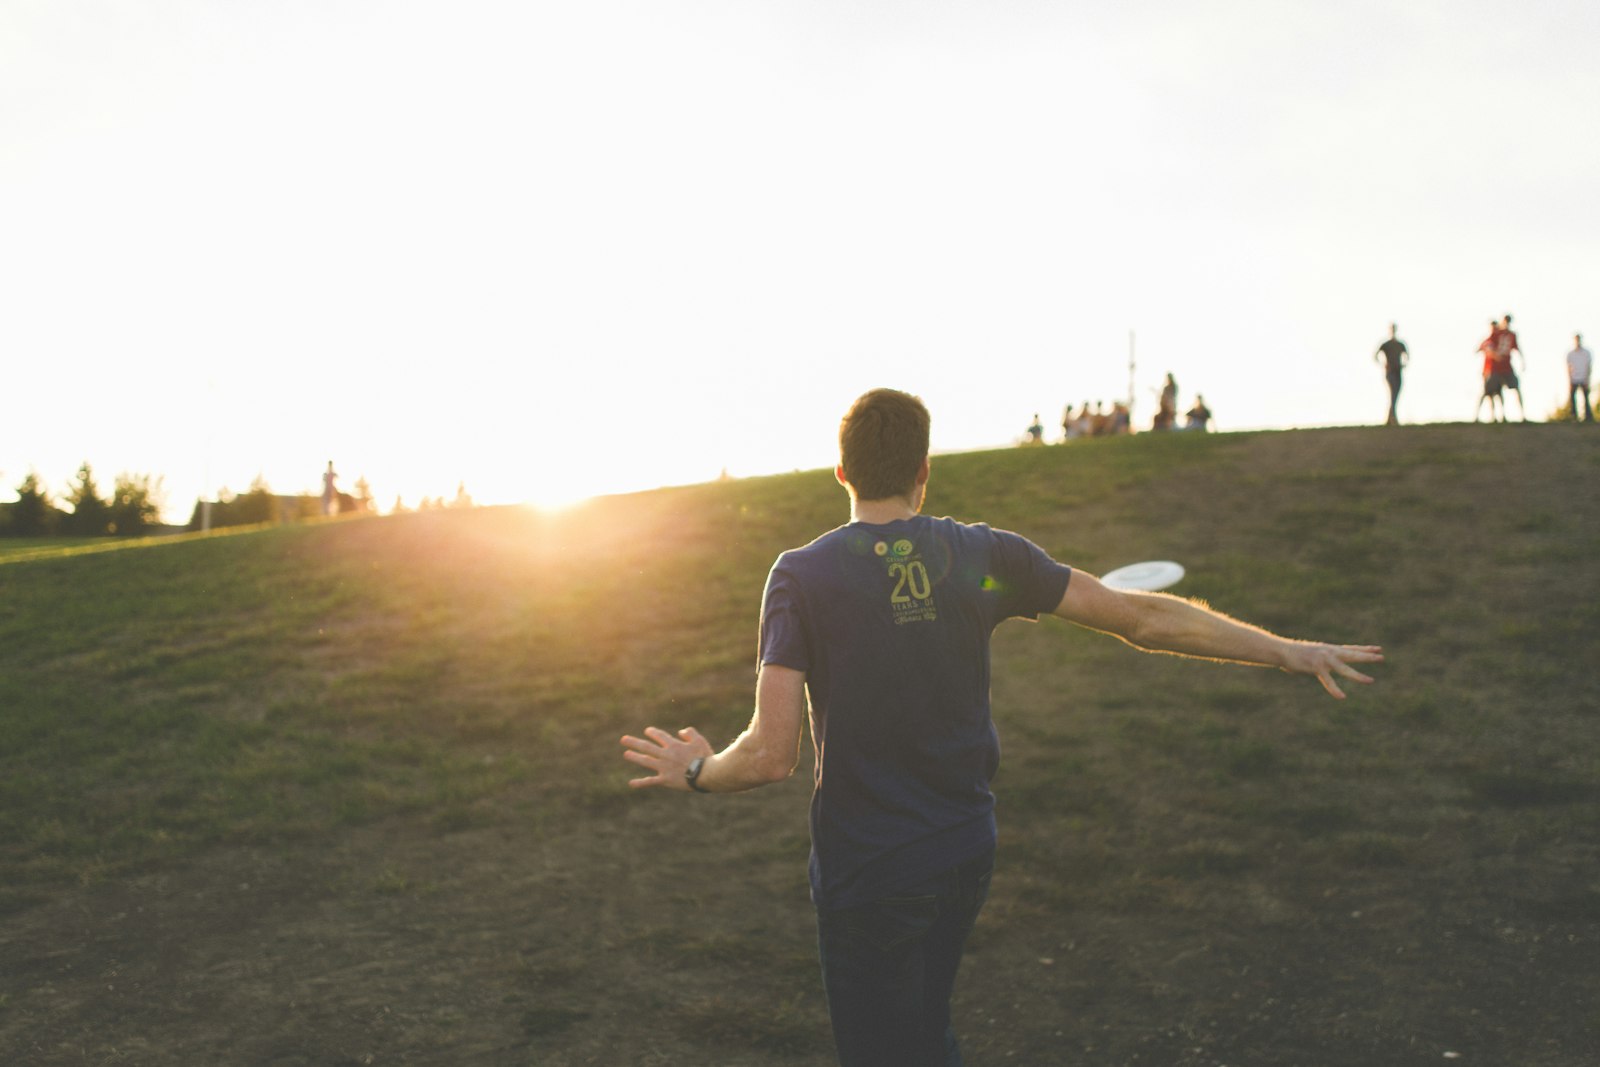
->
xmin=1127 ymin=329 xmax=1136 ymax=422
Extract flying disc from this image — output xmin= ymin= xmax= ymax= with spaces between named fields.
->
xmin=1100 ymin=560 xmax=1185 ymax=591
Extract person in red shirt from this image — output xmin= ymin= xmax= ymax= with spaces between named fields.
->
xmin=1497 ymin=314 xmax=1528 ymax=420
xmin=1476 ymin=320 xmax=1505 ymax=422
xmin=1477 ymin=315 xmax=1527 ymax=422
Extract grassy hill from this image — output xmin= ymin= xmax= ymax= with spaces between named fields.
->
xmin=2 ymin=424 xmax=1596 ymax=1065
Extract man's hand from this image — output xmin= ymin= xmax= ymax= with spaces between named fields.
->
xmin=620 ymin=726 xmax=715 ymax=791
xmin=1278 ymin=642 xmax=1384 ymax=699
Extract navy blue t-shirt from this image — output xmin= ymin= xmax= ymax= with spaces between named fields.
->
xmin=757 ymin=514 xmax=1073 ymax=910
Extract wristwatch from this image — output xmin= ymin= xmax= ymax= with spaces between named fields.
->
xmin=685 ymin=757 xmax=711 ymax=793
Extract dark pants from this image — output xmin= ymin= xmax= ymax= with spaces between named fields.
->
xmin=1571 ymin=382 xmax=1593 ymax=422
xmin=1386 ymin=372 xmax=1402 ymax=425
xmin=816 ymin=850 xmax=995 ymax=1067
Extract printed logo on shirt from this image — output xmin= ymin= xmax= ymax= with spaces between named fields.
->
xmin=884 ymin=539 xmax=937 ymax=625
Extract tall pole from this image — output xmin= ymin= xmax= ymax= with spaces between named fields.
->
xmin=201 ymin=375 xmax=215 ymax=533
xmin=1127 ymin=329 xmax=1136 ymax=424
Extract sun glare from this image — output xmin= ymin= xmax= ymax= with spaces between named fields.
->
xmin=8 ymin=4 xmax=1597 ymax=526
xmin=521 ymin=478 xmax=599 ymax=513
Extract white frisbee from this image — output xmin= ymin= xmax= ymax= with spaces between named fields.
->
xmin=1100 ymin=560 xmax=1186 ymax=591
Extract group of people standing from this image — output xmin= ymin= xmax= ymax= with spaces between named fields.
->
xmin=1025 ymin=374 xmax=1213 ymax=445
xmin=1056 ymin=400 xmax=1131 ymax=440
xmin=1150 ymin=372 xmax=1214 ymax=433
xmin=1375 ymin=317 xmax=1595 ymax=424
xmin=1474 ymin=315 xmax=1528 ymax=422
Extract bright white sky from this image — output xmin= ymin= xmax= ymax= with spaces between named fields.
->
xmin=4 ymin=0 xmax=1596 ymax=520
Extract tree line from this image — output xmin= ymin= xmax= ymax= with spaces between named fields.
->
xmin=184 ymin=475 xmax=377 ymax=530
xmin=2 ymin=465 xmax=477 ymax=539
xmin=1 ymin=464 xmax=163 ymax=538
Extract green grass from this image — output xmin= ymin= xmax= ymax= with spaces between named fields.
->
xmin=0 ymin=536 xmax=108 ymax=557
xmin=2 ymin=422 xmax=1598 ymax=1065
xmin=0 ymin=530 xmax=199 ymax=563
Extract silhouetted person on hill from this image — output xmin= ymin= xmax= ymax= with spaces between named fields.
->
xmin=1091 ymin=401 xmax=1111 ymax=436
xmin=621 ymin=387 xmax=1383 ymax=1067
xmin=1476 ymin=319 xmax=1506 ymax=422
xmin=1064 ymin=402 xmax=1089 ymax=440
xmin=1184 ymin=395 xmax=1214 ymax=431
xmin=1026 ymin=414 xmax=1044 ymax=445
xmin=1154 ymin=373 xmax=1178 ymax=431
xmin=1375 ymin=323 xmax=1409 ymax=425
xmin=1568 ymin=334 xmax=1593 ymax=422
xmin=321 ymin=462 xmax=339 ymax=517
xmin=1109 ymin=400 xmax=1131 ymax=435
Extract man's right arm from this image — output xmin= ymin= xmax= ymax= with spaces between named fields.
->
xmin=619 ymin=663 xmax=805 ymax=793
xmin=1051 ymin=571 xmax=1382 ymax=698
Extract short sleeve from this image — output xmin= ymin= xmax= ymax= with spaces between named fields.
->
xmin=758 ymin=558 xmax=812 ymax=672
xmin=988 ymin=528 xmax=1073 ymax=620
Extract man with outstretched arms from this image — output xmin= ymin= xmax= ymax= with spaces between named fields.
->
xmin=621 ymin=388 xmax=1383 ymax=1067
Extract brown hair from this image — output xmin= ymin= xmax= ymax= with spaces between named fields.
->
xmin=838 ymin=389 xmax=930 ymax=501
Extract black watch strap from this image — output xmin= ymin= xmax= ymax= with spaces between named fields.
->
xmin=685 ymin=757 xmax=711 ymax=793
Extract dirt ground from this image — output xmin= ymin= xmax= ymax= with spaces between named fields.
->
xmin=4 ymin=779 xmax=1597 ymax=1066
xmin=1 ymin=782 xmax=823 ymax=1066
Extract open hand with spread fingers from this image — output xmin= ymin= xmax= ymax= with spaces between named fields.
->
xmin=620 ymin=726 xmax=714 ymax=791
xmin=1282 ymin=642 xmax=1385 ymax=699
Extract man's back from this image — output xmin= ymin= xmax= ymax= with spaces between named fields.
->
xmin=1495 ymin=328 xmax=1519 ymax=368
xmin=759 ymin=514 xmax=1070 ymax=909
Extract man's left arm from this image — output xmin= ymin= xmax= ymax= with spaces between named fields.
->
xmin=1052 ymin=571 xmax=1383 ymax=699
xmin=620 ymin=664 xmax=806 ymax=792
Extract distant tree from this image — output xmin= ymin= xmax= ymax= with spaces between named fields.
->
xmin=233 ymin=474 xmax=278 ymax=525
xmin=108 ymin=473 xmax=165 ymax=536
xmin=450 ymin=482 xmax=474 ymax=509
xmin=8 ymin=471 xmax=57 ymax=536
xmin=62 ymin=462 xmax=112 ymax=536
xmin=190 ymin=486 xmax=237 ymax=531
xmin=189 ymin=475 xmax=277 ymax=531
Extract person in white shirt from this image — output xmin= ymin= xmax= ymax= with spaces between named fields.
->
xmin=1567 ymin=335 xmax=1593 ymax=423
